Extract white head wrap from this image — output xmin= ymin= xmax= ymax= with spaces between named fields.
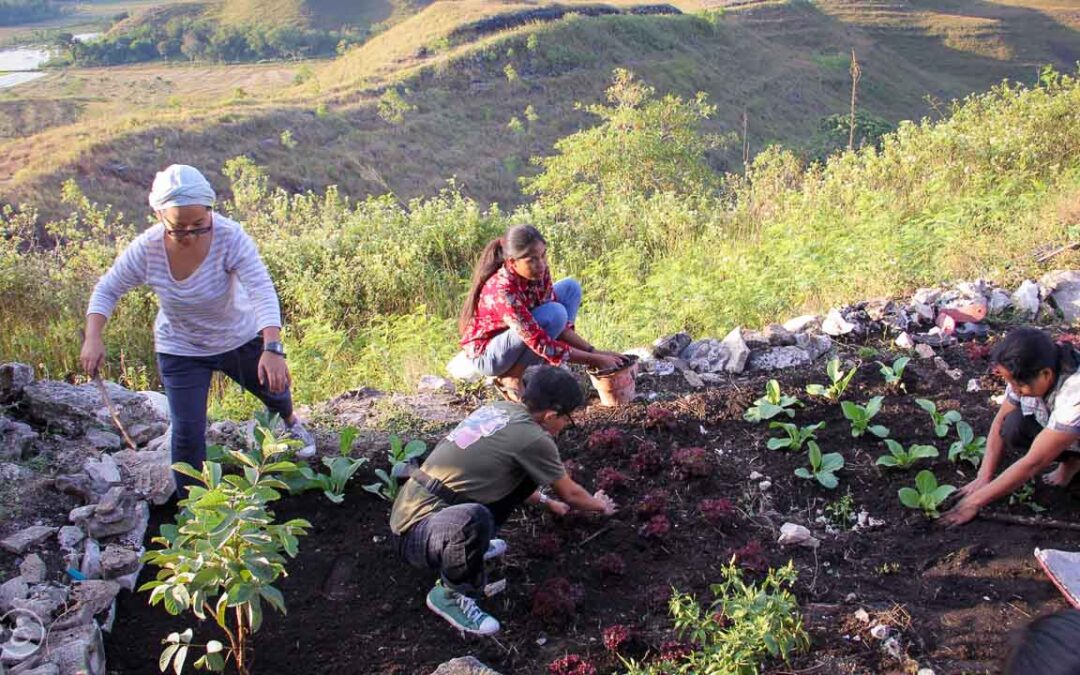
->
xmin=148 ymin=164 xmax=216 ymax=211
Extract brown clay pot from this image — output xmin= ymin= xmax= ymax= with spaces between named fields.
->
xmin=588 ymin=355 xmax=639 ymax=407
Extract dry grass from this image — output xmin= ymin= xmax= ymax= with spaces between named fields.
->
xmin=3 ymin=0 xmax=1080 ymax=218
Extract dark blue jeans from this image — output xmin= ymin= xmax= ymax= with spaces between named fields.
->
xmin=397 ymin=504 xmax=495 ymax=593
xmin=157 ymin=335 xmax=294 ymax=496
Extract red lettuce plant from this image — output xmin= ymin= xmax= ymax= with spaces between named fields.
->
xmin=631 ymin=441 xmax=663 ymax=475
xmin=645 ymin=404 xmax=677 ymax=431
xmin=646 ymin=583 xmax=671 ymax=610
xmin=657 ymin=640 xmax=694 ymax=662
xmin=595 ymin=467 xmax=628 ymax=493
xmin=640 ymin=514 xmax=672 ymax=540
xmin=596 ymin=552 xmax=626 ymax=577
xmin=672 ymin=446 xmax=711 ymax=479
xmin=731 ymin=539 xmax=768 ymax=572
xmin=602 ymin=624 xmax=632 ymax=652
xmin=529 ymin=532 xmax=562 ymax=559
xmin=532 ymin=577 xmax=585 ymax=628
xmin=965 ymin=341 xmax=991 ymax=361
xmin=548 ymin=654 xmax=597 ymax=675
xmin=636 ymin=490 xmax=668 ymax=519
xmin=587 ymin=428 xmax=625 ymax=455
xmin=698 ymin=498 xmax=736 ymax=527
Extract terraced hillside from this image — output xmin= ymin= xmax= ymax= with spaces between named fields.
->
xmin=1 ymin=0 xmax=1078 ymax=219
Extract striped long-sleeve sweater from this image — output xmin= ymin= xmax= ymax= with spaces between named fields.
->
xmin=87 ymin=213 xmax=282 ymax=357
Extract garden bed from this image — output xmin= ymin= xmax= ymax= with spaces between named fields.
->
xmin=106 ymin=340 xmax=1080 ymax=674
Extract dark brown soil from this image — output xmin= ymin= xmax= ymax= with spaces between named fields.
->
xmin=106 ymin=341 xmax=1080 ymax=674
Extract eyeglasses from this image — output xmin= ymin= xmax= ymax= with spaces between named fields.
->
xmin=562 ymin=410 xmax=577 ymax=429
xmin=162 ymin=216 xmax=213 ymax=239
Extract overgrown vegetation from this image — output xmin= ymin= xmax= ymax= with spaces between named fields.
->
xmin=0 ymin=0 xmax=62 ymax=26
xmin=3 ymin=69 xmax=1080 ymax=407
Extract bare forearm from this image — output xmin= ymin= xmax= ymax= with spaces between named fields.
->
xmin=85 ymin=313 xmax=107 ymax=339
xmin=554 ymin=480 xmax=606 ymax=512
xmin=559 ymin=328 xmax=592 ymax=352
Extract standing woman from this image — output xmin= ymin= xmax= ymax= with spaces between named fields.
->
xmin=460 ymin=224 xmax=625 ymax=400
xmin=80 ymin=164 xmax=315 ymax=495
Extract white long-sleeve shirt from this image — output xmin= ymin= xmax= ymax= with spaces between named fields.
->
xmin=87 ymin=213 xmax=282 ymax=357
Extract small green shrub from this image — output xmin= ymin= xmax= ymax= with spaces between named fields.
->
xmin=916 ymin=399 xmax=963 ymax=437
xmin=875 ymin=439 xmax=938 ymax=469
xmin=744 ymin=380 xmax=802 ymax=423
xmin=878 ymin=356 xmax=910 ymax=391
xmin=841 ymin=396 xmax=889 ymax=438
xmin=794 ymin=441 xmax=844 ymax=489
xmin=364 ymin=434 xmax=428 ymax=501
xmin=767 ymin=421 xmax=824 ymax=451
xmin=898 ymin=470 xmax=956 ymax=518
xmin=948 ymin=421 xmax=986 ymax=466
xmin=621 ymin=561 xmax=808 ymax=674
xmin=806 ymin=358 xmax=858 ymax=402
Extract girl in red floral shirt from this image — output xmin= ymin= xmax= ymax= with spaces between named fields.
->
xmin=459 ymin=225 xmax=625 ymax=399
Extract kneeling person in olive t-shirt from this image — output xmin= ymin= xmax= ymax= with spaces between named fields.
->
xmin=389 ymin=365 xmax=617 ymax=636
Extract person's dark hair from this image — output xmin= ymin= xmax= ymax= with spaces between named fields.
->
xmin=521 ymin=365 xmax=584 ymax=415
xmin=991 ymin=327 xmax=1062 ymax=383
xmin=1004 ymin=609 xmax=1080 ymax=675
xmin=458 ymin=224 xmax=547 ymax=334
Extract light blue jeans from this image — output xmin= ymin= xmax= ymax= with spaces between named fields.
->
xmin=472 ymin=278 xmax=582 ymax=377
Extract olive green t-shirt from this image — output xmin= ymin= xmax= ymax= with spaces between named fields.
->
xmin=390 ymin=402 xmax=566 ymax=535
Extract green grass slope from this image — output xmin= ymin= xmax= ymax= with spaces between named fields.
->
xmin=2 ymin=0 xmax=1079 ymax=220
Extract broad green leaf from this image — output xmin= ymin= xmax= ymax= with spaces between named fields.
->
xmin=260 ymin=585 xmax=287 ymax=614
xmin=766 ymin=379 xmax=781 ymax=402
xmin=806 ymin=384 xmax=828 ymax=397
xmin=840 ymin=401 xmax=861 ymax=420
xmin=339 ymin=427 xmax=359 ymax=456
xmin=323 ymin=491 xmax=345 ymax=504
xmin=956 ymin=421 xmax=974 ymax=443
xmin=206 ymin=652 xmax=226 ymax=671
xmin=911 ymin=445 xmax=939 ymax=459
xmin=915 ymin=398 xmax=935 ymax=413
xmin=875 ymin=455 xmax=898 ymax=467
xmin=826 ymin=358 xmax=839 ymax=382
xmin=172 ymin=645 xmax=189 ymax=675
xmin=794 ymin=468 xmax=813 ymax=480
xmin=898 ymin=487 xmax=921 ymax=508
xmin=931 ymin=485 xmax=956 ymax=503
xmin=817 ymin=472 xmax=839 ymax=489
xmin=172 ymin=463 xmax=203 ymax=482
xmin=767 ymin=438 xmax=790 ymax=450
xmin=819 ymin=453 xmax=845 ymax=473
xmin=868 ymin=425 xmax=890 ymax=438
xmin=403 ymin=440 xmax=427 ymax=458
xmin=160 ymin=644 xmax=179 ymax=673
xmin=944 ymin=411 xmax=963 ymax=423
xmin=915 ymin=470 xmax=938 ymax=494
xmin=866 ymin=396 xmax=883 ymax=417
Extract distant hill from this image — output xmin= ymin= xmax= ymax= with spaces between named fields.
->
xmin=2 ymin=0 xmax=1080 ymax=219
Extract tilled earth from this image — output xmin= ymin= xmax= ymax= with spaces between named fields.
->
xmin=107 ymin=339 xmax=1080 ymax=674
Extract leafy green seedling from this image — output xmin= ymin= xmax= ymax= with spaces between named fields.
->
xmin=1009 ymin=481 xmax=1046 ymax=513
xmin=767 ymin=421 xmax=825 ymax=451
xmin=898 ymin=470 xmax=956 ymax=518
xmin=794 ymin=441 xmax=844 ymax=489
xmin=841 ymin=396 xmax=889 ymax=438
xmin=948 ymin=421 xmax=986 ymax=467
xmin=916 ymin=399 xmax=963 ymax=437
xmin=806 ymin=358 xmax=858 ymax=401
xmin=364 ymin=434 xmax=427 ymax=501
xmin=878 ymin=356 xmax=910 ymax=391
xmin=744 ymin=379 xmax=802 ymax=423
xmin=875 ymin=439 xmax=938 ymax=469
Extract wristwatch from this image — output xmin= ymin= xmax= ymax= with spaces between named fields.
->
xmin=538 ymin=493 xmax=550 ymax=505
xmin=264 ymin=341 xmax=287 ymax=358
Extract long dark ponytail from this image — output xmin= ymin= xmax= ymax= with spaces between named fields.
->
xmin=459 ymin=224 xmax=547 ymax=335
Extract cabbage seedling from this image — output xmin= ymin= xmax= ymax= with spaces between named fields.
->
xmin=841 ymin=396 xmax=889 ymax=438
xmin=878 ymin=356 xmax=910 ymax=391
xmin=364 ymin=433 xmax=427 ymax=501
xmin=794 ymin=441 xmax=844 ymax=489
xmin=898 ymin=470 xmax=956 ymax=518
xmin=875 ymin=439 xmax=938 ymax=469
xmin=948 ymin=421 xmax=986 ymax=467
xmin=806 ymin=358 xmax=858 ymax=401
xmin=767 ymin=421 xmax=825 ymax=451
xmin=915 ymin=398 xmax=963 ymax=437
xmin=744 ymin=379 xmax=802 ymax=423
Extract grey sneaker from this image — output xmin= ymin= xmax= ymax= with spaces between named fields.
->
xmin=483 ymin=538 xmax=507 ymax=561
xmin=284 ymin=419 xmax=317 ymax=459
xmin=425 ymin=582 xmax=500 ymax=636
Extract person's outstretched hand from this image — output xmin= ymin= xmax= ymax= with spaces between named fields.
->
xmin=940 ymin=497 xmax=980 ymax=527
xmin=258 ymin=352 xmax=292 ymax=393
xmin=80 ymin=336 xmax=106 ymax=378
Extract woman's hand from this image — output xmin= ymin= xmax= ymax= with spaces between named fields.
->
xmin=957 ymin=476 xmax=990 ymax=498
xmin=941 ymin=496 xmax=981 ymax=527
xmin=588 ymin=352 xmax=625 ymax=371
xmin=593 ymin=490 xmax=618 ymax=516
xmin=258 ymin=352 xmax=291 ymax=393
xmin=80 ymin=335 xmax=106 ymax=377
xmin=546 ymin=498 xmax=571 ymax=517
